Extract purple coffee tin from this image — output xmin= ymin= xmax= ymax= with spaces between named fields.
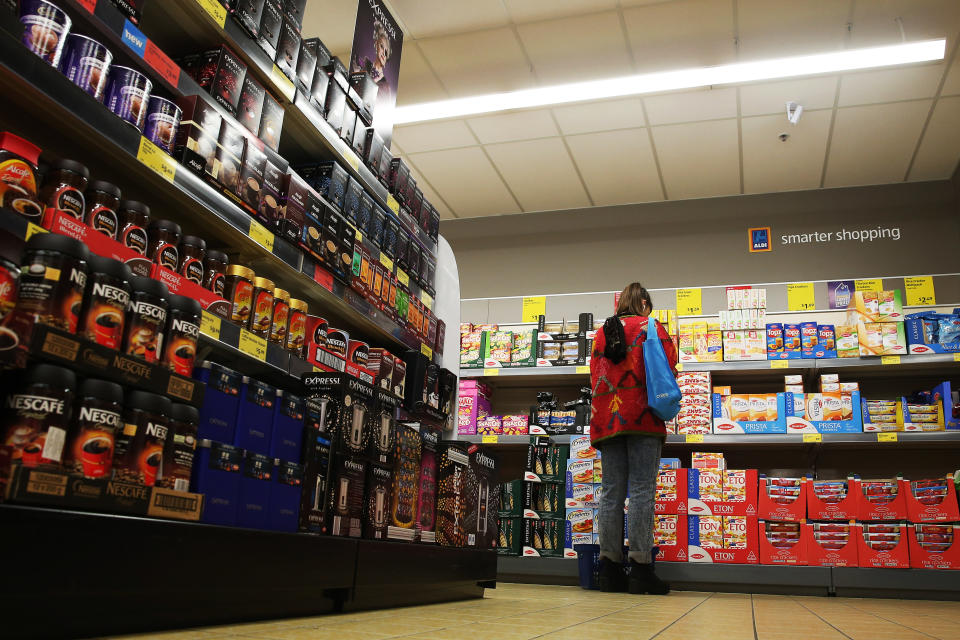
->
xmin=105 ymin=65 xmax=153 ymax=131
xmin=20 ymin=0 xmax=71 ymax=67
xmin=143 ymin=96 xmax=182 ymax=155
xmin=60 ymin=33 xmax=113 ymax=101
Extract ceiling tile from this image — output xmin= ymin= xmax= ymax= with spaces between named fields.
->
xmin=504 ymin=0 xmax=619 ymax=23
xmin=737 ymin=0 xmax=849 ymax=60
xmin=406 ymin=147 xmax=519 ymax=218
xmin=849 ymin=0 xmax=960 ymax=49
xmin=466 ymin=110 xmax=558 ymax=144
xmin=417 ymin=28 xmax=535 ymax=98
xmin=516 ymin=11 xmax=633 ymax=85
xmin=643 ymin=88 xmax=737 ymax=126
xmin=389 ymin=0 xmax=510 ymax=39
xmin=741 ymin=110 xmax=832 ymax=194
xmin=301 ymin=3 xmax=357 ymax=55
xmin=622 ymin=0 xmax=737 ymax=73
xmin=395 ymin=44 xmax=449 ymax=106
xmin=485 ymin=138 xmax=591 ymax=212
xmin=838 ymin=64 xmax=945 ymax=107
xmin=942 ymin=61 xmax=960 ymax=96
xmin=909 ymin=95 xmax=960 ymax=181
xmin=739 ymin=76 xmax=838 ymax=117
xmin=551 ymin=97 xmax=647 ymax=135
xmin=651 ymin=119 xmax=740 ymax=199
xmin=406 ymin=163 xmax=454 ymax=219
xmin=392 ymin=120 xmax=477 ymax=153
xmin=566 ymin=129 xmax=663 ymax=205
xmin=824 ymin=100 xmax=932 ymax=188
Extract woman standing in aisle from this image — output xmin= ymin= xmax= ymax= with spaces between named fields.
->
xmin=590 ymin=282 xmax=676 ymax=594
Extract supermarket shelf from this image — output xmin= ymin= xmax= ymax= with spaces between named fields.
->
xmin=457 ymin=432 xmax=960 ymax=447
xmin=832 ymin=567 xmax=960 ymax=600
xmin=460 ymin=366 xmax=589 ymax=387
xmin=456 ymin=434 xmax=582 ymax=446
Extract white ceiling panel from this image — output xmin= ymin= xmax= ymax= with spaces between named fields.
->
xmin=909 ymin=95 xmax=960 ymax=181
xmin=551 ymin=97 xmax=647 ymax=135
xmin=395 ymin=44 xmax=449 ymax=106
xmin=417 ymin=28 xmax=535 ymax=98
xmin=737 ymin=0 xmax=849 ymax=60
xmin=301 ymin=3 xmax=357 ymax=55
xmin=739 ymin=77 xmax=838 ymax=117
xmin=392 ymin=120 xmax=477 ymax=153
xmin=503 ymin=0 xmax=619 ymax=24
xmin=741 ymin=110 xmax=832 ymax=194
xmin=566 ymin=129 xmax=663 ymax=205
xmin=407 ymin=147 xmax=520 ymax=217
xmin=406 ymin=163 xmax=454 ymax=219
xmin=485 ymin=138 xmax=591 ymax=212
xmin=516 ymin=11 xmax=633 ymax=85
xmin=622 ymin=0 xmax=737 ymax=73
xmin=838 ymin=64 xmax=945 ymax=107
xmin=467 ymin=110 xmax=558 ymax=144
xmin=824 ymin=100 xmax=932 ymax=188
xmin=389 ymin=0 xmax=510 ymax=39
xmin=849 ymin=0 xmax=960 ymax=49
xmin=942 ymin=61 xmax=960 ymax=97
xmin=651 ymin=119 xmax=741 ymax=199
xmin=643 ymin=88 xmax=737 ymax=126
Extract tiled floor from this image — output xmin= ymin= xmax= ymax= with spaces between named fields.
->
xmin=106 ymin=584 xmax=960 ymax=640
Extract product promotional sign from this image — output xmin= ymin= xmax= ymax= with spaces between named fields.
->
xmin=827 ymin=281 xmax=854 ymax=310
xmin=350 ymin=0 xmax=403 ymax=147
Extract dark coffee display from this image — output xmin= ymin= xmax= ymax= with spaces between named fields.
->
xmin=249 ymin=276 xmax=274 ymax=337
xmin=84 ymin=180 xmax=121 ymax=239
xmin=13 ymin=232 xmax=88 ymax=335
xmin=159 ymin=402 xmax=198 ymax=492
xmin=118 ymin=200 xmax=150 ymax=256
xmin=269 ymin=287 xmax=289 ymax=345
xmin=79 ymin=255 xmax=131 ymax=350
xmin=177 ymin=235 xmax=206 ymax=285
xmin=202 ymin=249 xmax=228 ymax=297
xmin=225 ymin=264 xmax=254 ymax=326
xmin=147 ymin=219 xmax=181 ymax=272
xmin=0 ymin=364 xmax=75 ymax=467
xmin=161 ymin=294 xmax=200 ymax=376
xmin=39 ymin=158 xmax=88 ymax=221
xmin=64 ymin=378 xmax=122 ymax=479
xmin=123 ymin=276 xmax=168 ymax=363
xmin=115 ymin=389 xmax=170 ymax=486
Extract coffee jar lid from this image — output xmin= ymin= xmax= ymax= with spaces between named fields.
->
xmin=273 ymin=288 xmax=290 ymax=302
xmin=50 ymin=158 xmax=90 ymax=179
xmin=226 ymin=264 xmax=254 ymax=280
xmin=253 ymin=276 xmax=274 ymax=290
xmin=125 ymin=389 xmax=173 ymax=415
xmin=205 ymin=249 xmax=228 ymax=263
xmin=181 ymin=235 xmax=206 ymax=250
xmin=170 ymin=402 xmax=199 ymax=425
xmin=130 ymin=275 xmax=169 ymax=300
xmin=289 ymin=298 xmax=308 ymax=312
xmin=22 ymin=363 xmax=76 ymax=390
xmin=87 ymin=180 xmax=121 ymax=199
xmin=87 ymin=254 xmax=132 ymax=282
xmin=24 ymin=232 xmax=89 ymax=261
xmin=119 ymin=199 xmax=150 ymax=216
xmin=79 ymin=378 xmax=124 ymax=403
xmin=148 ymin=219 xmax=182 ymax=235
xmin=168 ymin=293 xmax=201 ymax=316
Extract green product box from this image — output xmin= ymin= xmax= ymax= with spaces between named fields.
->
xmin=498 ymin=479 xmax=523 ymax=517
xmin=509 ymin=330 xmax=538 ymax=367
xmin=460 ymin=331 xmax=488 ymax=369
xmin=496 ymin=517 xmax=522 ymax=555
xmin=521 ymin=480 xmax=564 ymax=519
xmin=483 ymin=331 xmax=513 ymax=366
xmin=522 ymin=517 xmax=564 ymax=557
xmin=524 ymin=438 xmax=570 ymax=482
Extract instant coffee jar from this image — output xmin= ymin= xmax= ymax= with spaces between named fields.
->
xmin=64 ymin=378 xmax=123 ymax=479
xmin=147 ymin=219 xmax=181 ymax=272
xmin=0 ymin=257 xmax=19 ymax=325
xmin=0 ymin=363 xmax=75 ymax=467
xmin=177 ymin=235 xmax=205 ymax=285
xmin=203 ymin=249 xmax=227 ymax=296
xmin=14 ymin=232 xmax=88 ymax=334
xmin=123 ymin=275 xmax=168 ymax=362
xmin=249 ymin=276 xmax=274 ymax=336
xmin=285 ymin=298 xmax=307 ymax=356
xmin=60 ymin=33 xmax=113 ymax=101
xmin=39 ymin=158 xmax=88 ymax=221
xmin=269 ymin=287 xmax=290 ymax=345
xmin=79 ymin=254 xmax=132 ymax=349
xmin=84 ymin=179 xmax=121 ymax=239
xmin=118 ymin=200 xmax=149 ymax=256
xmin=0 ymin=132 xmax=41 ymax=219
xmin=224 ymin=264 xmax=254 ymax=326
xmin=115 ymin=389 xmax=171 ymax=486
xmin=161 ymin=402 xmax=198 ymax=492
xmin=162 ymin=294 xmax=201 ymax=376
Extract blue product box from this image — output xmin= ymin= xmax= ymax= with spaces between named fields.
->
xmin=800 ymin=322 xmax=819 ymax=359
xmin=659 ymin=458 xmax=682 ymax=470
xmin=269 ymin=459 xmax=304 ymax=532
xmin=235 ymin=377 xmax=276 ymax=455
xmin=193 ymin=440 xmax=242 ymax=526
xmin=783 ymin=323 xmax=802 ymax=357
xmin=271 ymin=389 xmax=305 ymax=462
xmin=784 ymin=391 xmax=863 ymax=433
xmin=194 ymin=361 xmax=241 ymax=443
xmin=905 ymin=315 xmax=960 ymax=354
xmin=564 ymin=480 xmax=599 ymax=507
xmin=238 ymin=451 xmax=273 ymax=530
xmin=933 ymin=381 xmax=960 ymax=430
xmin=712 ymin=393 xmax=787 ymax=434
xmin=815 ymin=325 xmax=838 ymax=359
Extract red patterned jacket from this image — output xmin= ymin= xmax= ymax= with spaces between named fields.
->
xmin=589 ymin=315 xmax=678 ymax=446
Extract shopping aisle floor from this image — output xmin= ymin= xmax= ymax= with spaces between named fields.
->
xmin=106 ymin=584 xmax=960 ymax=640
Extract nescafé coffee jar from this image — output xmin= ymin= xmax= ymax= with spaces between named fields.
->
xmin=203 ymin=249 xmax=227 ymax=297
xmin=115 ymin=389 xmax=171 ymax=486
xmin=249 ymin=276 xmax=275 ymax=336
xmin=15 ymin=232 xmax=89 ymax=334
xmin=285 ymin=298 xmax=307 ymax=356
xmin=225 ymin=264 xmax=254 ymax=325
xmin=160 ymin=402 xmax=198 ymax=492
xmin=269 ymin=287 xmax=289 ymax=345
xmin=79 ymin=254 xmax=131 ymax=349
xmin=39 ymin=158 xmax=88 ymax=221
xmin=147 ymin=219 xmax=181 ymax=272
xmin=64 ymin=378 xmax=123 ymax=479
xmin=177 ymin=235 xmax=205 ymax=285
xmin=162 ymin=294 xmax=201 ymax=376
xmin=118 ymin=200 xmax=150 ymax=256
xmin=123 ymin=275 xmax=168 ymax=363
xmin=84 ymin=179 xmax=121 ymax=239
xmin=0 ymin=363 xmax=75 ymax=467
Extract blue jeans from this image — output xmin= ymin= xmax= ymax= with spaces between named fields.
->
xmin=597 ymin=434 xmax=662 ymax=564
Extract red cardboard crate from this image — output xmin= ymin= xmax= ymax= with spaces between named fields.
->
xmin=856 ymin=523 xmax=910 ymax=569
xmin=655 ymin=513 xmax=688 ymax=563
xmin=856 ymin=477 xmax=908 ymax=521
xmin=803 ymin=522 xmax=859 ymax=567
xmin=150 ymin=264 xmax=229 ymax=317
xmin=807 ymin=476 xmax=860 ymax=521
xmin=45 ymin=209 xmax=152 ymax=276
xmin=687 ymin=469 xmax=758 ymax=516
xmin=687 ymin=515 xmax=759 ymax=564
xmin=759 ymin=519 xmax=807 ymax=566
xmin=904 ymin=476 xmax=960 ymax=523
xmin=907 ymin=524 xmax=960 ymax=570
xmin=655 ymin=468 xmax=688 ymax=515
xmin=757 ymin=476 xmax=806 ymax=521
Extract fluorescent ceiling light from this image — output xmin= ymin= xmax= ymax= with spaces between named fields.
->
xmin=394 ymin=39 xmax=945 ymax=124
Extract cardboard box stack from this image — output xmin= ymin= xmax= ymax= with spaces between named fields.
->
xmin=564 ymin=435 xmax=601 ymax=556
xmin=676 ymin=372 xmax=712 ymax=435
xmin=784 ymin=374 xmax=863 ymax=434
xmin=457 ymin=379 xmax=491 ymax=435
xmin=846 ymin=290 xmax=906 ymax=357
xmin=721 ymin=288 xmax=767 ymax=362
xmin=686 ymin=452 xmax=760 ymax=564
xmin=861 ymin=381 xmax=957 ymax=432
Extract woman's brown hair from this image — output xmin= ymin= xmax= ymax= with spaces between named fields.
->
xmin=616 ymin=282 xmax=652 ymax=317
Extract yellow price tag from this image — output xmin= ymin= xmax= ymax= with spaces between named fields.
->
xmin=878 ymin=432 xmax=898 ymax=442
xmin=137 ymin=137 xmax=176 ymax=183
xmin=238 ymin=329 xmax=267 ymax=361
xmin=676 ymin=288 xmax=702 ymax=316
xmin=25 ymin=222 xmax=46 ymax=240
xmin=802 ymin=433 xmax=822 ymax=443
xmin=269 ymin=65 xmax=296 ymax=102
xmin=904 ymin=276 xmax=936 ymax=306
xmin=881 ymin=355 xmax=901 ymax=365
xmin=195 ymin=0 xmax=227 ymax=27
xmin=953 ymin=353 xmax=960 ymax=362
xmin=675 ymin=362 xmax=683 ymax=372
xmin=521 ymin=296 xmax=546 ymax=323
xmin=249 ymin=219 xmax=275 ymax=253
xmin=421 ymin=343 xmax=433 ymax=358
xmin=483 ymin=368 xmax=499 ymax=376
xmin=770 ymin=360 xmax=789 ymax=369
xmin=343 ymin=150 xmax=361 ymax=171
xmin=481 ymin=435 xmax=498 ymax=444
xmin=387 ymin=195 xmax=401 ymax=215
xmin=397 ymin=269 xmax=409 ymax=287
xmin=420 ymin=290 xmax=433 ymax=310
xmin=380 ymin=252 xmax=394 ymax=271
xmin=355 ymin=229 xmax=363 ymax=243
xmin=855 ymin=279 xmax=883 ymax=293
xmin=313 ymin=366 xmax=323 ymax=373
xmin=685 ymin=434 xmax=705 ymax=443
xmin=576 ymin=365 xmax=589 ymax=374
xmin=200 ymin=311 xmax=221 ymax=339
xmin=787 ymin=282 xmax=816 ymax=311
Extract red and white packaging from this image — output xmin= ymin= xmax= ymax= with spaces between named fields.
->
xmin=803 ymin=521 xmax=859 ymax=567
xmin=654 ymin=513 xmax=688 ymax=562
xmin=655 ymin=468 xmax=688 ymax=515
xmin=907 ymin=523 xmax=960 ymax=570
xmin=759 ymin=520 xmax=808 ymax=566
xmin=904 ymin=477 xmax=960 ymax=523
xmin=856 ymin=522 xmax=910 ymax=569
xmin=806 ymin=476 xmax=860 ymax=521
xmin=687 ymin=468 xmax=758 ymax=516
xmin=46 ymin=209 xmax=152 ymax=276
xmin=856 ymin=477 xmax=908 ymax=521
xmin=687 ymin=515 xmax=759 ymax=564
xmin=757 ymin=476 xmax=806 ymax=521
xmin=151 ymin=264 xmax=229 ymax=317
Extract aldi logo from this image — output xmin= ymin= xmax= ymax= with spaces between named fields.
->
xmin=749 ymin=227 xmax=771 ymax=252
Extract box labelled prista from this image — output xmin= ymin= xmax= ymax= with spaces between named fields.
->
xmin=784 ymin=391 xmax=863 ymax=434
xmin=803 ymin=521 xmax=859 ymax=567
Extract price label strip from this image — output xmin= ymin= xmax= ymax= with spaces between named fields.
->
xmin=685 ymin=434 xmax=705 ymax=443
xmin=25 ymin=222 xmax=46 ymax=240
xmin=200 ymin=310 xmax=221 ymax=340
xmin=576 ymin=365 xmax=590 ymax=374
xmin=787 ymin=282 xmax=816 ymax=311
xmin=904 ymin=276 xmax=936 ymax=306
xmin=397 ymin=269 xmax=410 ymax=287
xmin=238 ymin=329 xmax=267 ymax=361
xmin=421 ymin=343 xmax=433 ymax=359
xmin=270 ymin=65 xmax=296 ymax=101
xmin=195 ymin=0 xmax=227 ymax=27
xmin=380 ymin=252 xmax=394 ymax=272
xmin=387 ymin=195 xmax=401 ymax=215
xmin=803 ymin=433 xmax=822 ymax=443
xmin=249 ymin=219 xmax=275 ymax=253
xmin=481 ymin=435 xmax=498 ymax=444
xmin=137 ymin=137 xmax=176 ymax=183
xmin=770 ymin=360 xmax=789 ymax=369
xmin=881 ymin=355 xmax=901 ymax=366
xmin=676 ymin=288 xmax=702 ymax=316
xmin=483 ymin=368 xmax=499 ymax=377
xmin=521 ymin=296 xmax=546 ymax=323
xmin=420 ymin=290 xmax=433 ymax=310
xmin=877 ymin=432 xmax=898 ymax=443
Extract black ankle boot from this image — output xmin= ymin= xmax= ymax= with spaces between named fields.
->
xmin=598 ymin=557 xmax=627 ymax=593
xmin=628 ymin=560 xmax=670 ymax=595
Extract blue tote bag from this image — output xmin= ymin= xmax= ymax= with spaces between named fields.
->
xmin=643 ymin=318 xmax=681 ymax=421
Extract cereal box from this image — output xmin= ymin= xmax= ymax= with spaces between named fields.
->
xmin=501 ymin=415 xmax=529 ymax=435
xmin=484 ymin=331 xmax=513 ymax=366
xmin=510 ymin=330 xmax=537 ymax=367
xmin=565 ymin=508 xmax=595 ymax=535
xmin=565 ymin=482 xmax=598 ymax=508
xmin=460 ymin=331 xmax=486 ymax=368
xmin=476 ymin=415 xmax=502 ymax=434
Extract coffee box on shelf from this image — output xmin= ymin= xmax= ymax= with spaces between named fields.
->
xmin=192 ymin=440 xmax=242 ymax=526
xmin=298 ymin=397 xmax=334 ymax=533
xmin=468 ymin=445 xmax=499 ymax=549
xmin=270 ymin=389 xmax=305 ymax=463
xmin=194 ymin=362 xmax=241 ymax=443
xmin=387 ymin=423 xmax=421 ymax=542
xmin=268 ymin=460 xmax=303 ymax=532
xmin=436 ymin=442 xmax=470 ymax=547
xmin=237 ymin=451 xmax=272 ymax=529
xmin=416 ymin=426 xmax=439 ymax=543
xmin=364 ymin=463 xmax=393 ymax=540
xmin=328 ymin=455 xmax=367 ymax=538
xmin=235 ymin=377 xmax=276 ymax=455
